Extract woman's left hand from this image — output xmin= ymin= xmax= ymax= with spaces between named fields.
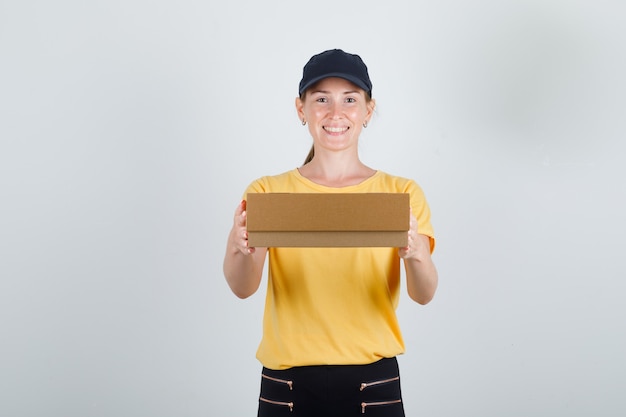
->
xmin=398 ymin=212 xmax=429 ymax=261
xmin=398 ymin=210 xmax=438 ymax=304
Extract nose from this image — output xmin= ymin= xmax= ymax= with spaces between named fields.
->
xmin=329 ymin=101 xmax=342 ymax=119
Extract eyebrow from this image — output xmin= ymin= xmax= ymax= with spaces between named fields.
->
xmin=310 ymin=89 xmax=361 ymax=95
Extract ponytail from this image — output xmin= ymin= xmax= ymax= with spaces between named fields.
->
xmin=303 ymin=145 xmax=314 ymax=165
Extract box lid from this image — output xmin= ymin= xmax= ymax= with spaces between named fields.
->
xmin=246 ymin=193 xmax=409 ymax=232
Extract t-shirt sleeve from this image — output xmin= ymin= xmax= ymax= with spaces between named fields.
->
xmin=242 ymin=177 xmax=268 ymax=199
xmin=407 ymin=180 xmax=436 ymax=253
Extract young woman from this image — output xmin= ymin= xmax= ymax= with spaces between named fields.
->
xmin=223 ymin=49 xmax=438 ymax=417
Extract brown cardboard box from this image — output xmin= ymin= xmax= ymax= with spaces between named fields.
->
xmin=246 ymin=193 xmax=409 ymax=247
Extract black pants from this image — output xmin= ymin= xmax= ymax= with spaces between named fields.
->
xmin=257 ymin=357 xmax=405 ymax=417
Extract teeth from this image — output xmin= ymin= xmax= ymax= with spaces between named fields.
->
xmin=325 ymin=126 xmax=348 ymax=133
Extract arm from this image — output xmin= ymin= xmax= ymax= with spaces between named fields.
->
xmin=223 ymin=200 xmax=267 ymax=299
xmin=398 ymin=213 xmax=438 ymax=305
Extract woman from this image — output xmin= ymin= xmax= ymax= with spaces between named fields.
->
xmin=223 ymin=49 xmax=438 ymax=417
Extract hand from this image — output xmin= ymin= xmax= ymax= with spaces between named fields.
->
xmin=229 ymin=200 xmax=255 ymax=255
xmin=398 ymin=211 xmax=428 ymax=261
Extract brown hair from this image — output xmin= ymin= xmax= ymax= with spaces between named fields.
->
xmin=303 ymin=145 xmax=315 ymax=165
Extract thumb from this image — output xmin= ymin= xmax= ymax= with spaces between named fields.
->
xmin=235 ymin=200 xmax=247 ymax=226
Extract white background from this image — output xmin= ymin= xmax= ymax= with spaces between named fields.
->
xmin=1 ymin=1 xmax=625 ymax=416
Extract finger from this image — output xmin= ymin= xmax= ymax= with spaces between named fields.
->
xmin=235 ymin=199 xmax=246 ymax=212
xmin=240 ymin=227 xmax=258 ymax=253
xmin=244 ymin=238 xmax=256 ymax=254
xmin=234 ymin=200 xmax=247 ymax=226
xmin=408 ymin=208 xmax=419 ymax=230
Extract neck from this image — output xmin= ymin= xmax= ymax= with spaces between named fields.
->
xmin=299 ymin=153 xmax=376 ymax=188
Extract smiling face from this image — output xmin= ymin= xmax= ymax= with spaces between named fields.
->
xmin=296 ymin=77 xmax=375 ymax=155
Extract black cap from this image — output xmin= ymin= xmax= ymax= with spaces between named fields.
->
xmin=298 ymin=49 xmax=372 ymax=97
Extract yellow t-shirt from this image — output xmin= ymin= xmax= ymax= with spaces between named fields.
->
xmin=245 ymin=169 xmax=435 ymax=370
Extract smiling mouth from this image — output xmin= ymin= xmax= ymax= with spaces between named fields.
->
xmin=324 ymin=126 xmax=349 ymax=134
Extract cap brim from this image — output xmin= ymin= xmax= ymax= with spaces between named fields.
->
xmin=299 ymin=72 xmax=370 ymax=96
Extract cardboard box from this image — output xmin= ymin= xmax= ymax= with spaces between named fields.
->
xmin=246 ymin=193 xmax=409 ymax=247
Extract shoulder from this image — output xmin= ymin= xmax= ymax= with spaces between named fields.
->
xmin=374 ymin=171 xmax=425 ymax=194
xmin=245 ymin=169 xmax=300 ymax=193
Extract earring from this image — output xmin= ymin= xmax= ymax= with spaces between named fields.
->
xmin=363 ymin=121 xmax=368 ymax=128
xmin=302 ymin=120 xmax=306 ymax=126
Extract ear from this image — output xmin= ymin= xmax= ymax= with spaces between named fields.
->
xmin=366 ymin=98 xmax=376 ymax=121
xmin=295 ymin=96 xmax=305 ymax=122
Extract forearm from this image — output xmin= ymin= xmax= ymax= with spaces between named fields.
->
xmin=223 ymin=247 xmax=265 ymax=299
xmin=404 ymin=255 xmax=438 ymax=304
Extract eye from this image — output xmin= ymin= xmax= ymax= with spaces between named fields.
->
xmin=345 ymin=97 xmax=356 ymax=103
xmin=316 ymin=97 xmax=328 ymax=103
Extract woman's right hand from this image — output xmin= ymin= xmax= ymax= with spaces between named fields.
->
xmin=224 ymin=199 xmax=266 ymax=298
xmin=229 ymin=200 xmax=255 ymax=255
